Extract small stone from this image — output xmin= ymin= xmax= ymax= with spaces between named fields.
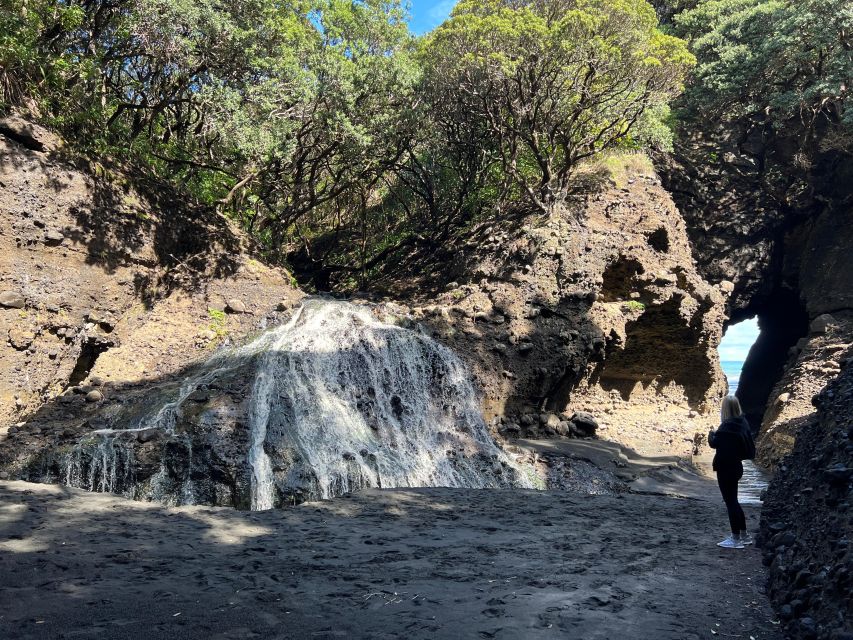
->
xmin=719 ymin=280 xmax=735 ymax=293
xmin=517 ymin=342 xmax=533 ymax=354
xmin=43 ymin=229 xmax=64 ymax=245
xmin=225 ymin=299 xmax=247 ymax=314
xmin=8 ymin=328 xmax=35 ymax=350
xmin=0 ymin=291 xmax=25 ymax=309
xmin=85 ymin=390 xmax=104 ymax=403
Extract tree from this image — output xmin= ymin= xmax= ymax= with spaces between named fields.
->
xmin=420 ymin=0 xmax=695 ymax=212
xmin=674 ymin=0 xmax=852 ymax=153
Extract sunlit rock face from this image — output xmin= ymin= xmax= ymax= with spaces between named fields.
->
xmin=21 ymin=299 xmax=530 ymax=508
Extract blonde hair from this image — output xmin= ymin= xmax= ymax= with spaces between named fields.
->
xmin=721 ymin=396 xmax=743 ymax=421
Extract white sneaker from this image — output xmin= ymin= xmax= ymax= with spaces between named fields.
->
xmin=717 ymin=535 xmax=745 ymax=549
xmin=739 ymin=532 xmax=754 ymax=545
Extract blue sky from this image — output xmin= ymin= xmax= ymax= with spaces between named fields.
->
xmin=408 ymin=0 xmax=456 ymax=34
xmin=719 ymin=318 xmax=759 ymax=390
xmin=719 ymin=318 xmax=759 ymax=362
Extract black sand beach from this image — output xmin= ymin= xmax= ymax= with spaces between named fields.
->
xmin=1 ymin=476 xmax=781 ymax=640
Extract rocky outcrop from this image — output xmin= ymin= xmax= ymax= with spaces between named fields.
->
xmin=1 ymin=126 xmax=730 ymax=501
xmin=386 ymin=158 xmax=727 ymax=458
xmin=0 ymin=118 xmax=300 ymax=453
xmin=658 ymin=121 xmax=853 ymax=467
xmin=661 ymin=120 xmax=853 ymax=640
xmin=758 ymin=355 xmax=853 ymax=640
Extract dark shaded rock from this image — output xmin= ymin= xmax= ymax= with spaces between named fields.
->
xmin=570 ymin=411 xmax=599 ymax=437
xmin=136 ymin=429 xmax=160 ymax=444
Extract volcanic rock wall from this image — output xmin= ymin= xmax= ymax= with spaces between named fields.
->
xmin=392 ymin=158 xmax=728 ymax=457
xmin=758 ymin=358 xmax=853 ymax=640
xmin=661 ymin=121 xmax=853 ymax=640
xmin=659 ymin=122 xmax=853 ymax=467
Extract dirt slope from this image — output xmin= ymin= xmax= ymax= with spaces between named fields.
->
xmin=0 ymin=117 xmax=300 ymax=448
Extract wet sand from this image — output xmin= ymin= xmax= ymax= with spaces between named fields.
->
xmin=1 ymin=475 xmax=780 ymax=640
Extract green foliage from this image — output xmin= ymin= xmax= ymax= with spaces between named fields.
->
xmin=207 ymin=308 xmax=227 ymax=340
xmin=623 ymin=300 xmax=646 ymax=311
xmin=674 ymin=0 xmax=853 ymax=153
xmin=1 ymin=0 xmax=692 ymax=289
xmin=420 ymin=0 xmax=695 ymax=211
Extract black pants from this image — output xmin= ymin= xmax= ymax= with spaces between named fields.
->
xmin=716 ymin=467 xmax=746 ymax=534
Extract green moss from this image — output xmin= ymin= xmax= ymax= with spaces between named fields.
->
xmin=623 ymin=300 xmax=646 ymax=312
xmin=207 ymin=309 xmax=227 ymax=341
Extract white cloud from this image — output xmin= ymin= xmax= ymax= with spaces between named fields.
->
xmin=719 ymin=318 xmax=760 ymax=362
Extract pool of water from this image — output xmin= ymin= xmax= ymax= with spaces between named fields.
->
xmin=740 ymin=460 xmax=771 ymax=505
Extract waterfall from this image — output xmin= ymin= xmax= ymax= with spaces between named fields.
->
xmin=50 ymin=298 xmax=532 ymax=508
xmin=242 ymin=299 xmax=530 ymax=506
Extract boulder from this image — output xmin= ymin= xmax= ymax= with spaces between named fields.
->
xmin=85 ymin=390 xmax=104 ymax=403
xmin=0 ymin=291 xmax=25 ymax=309
xmin=43 ymin=229 xmax=64 ymax=245
xmin=570 ymin=411 xmax=599 ymax=437
xmin=810 ymin=314 xmax=835 ymax=334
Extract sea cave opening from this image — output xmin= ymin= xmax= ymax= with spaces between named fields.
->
xmin=720 ymin=289 xmax=809 ymax=433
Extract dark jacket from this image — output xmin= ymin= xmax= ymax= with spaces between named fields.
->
xmin=708 ymin=416 xmax=755 ymax=472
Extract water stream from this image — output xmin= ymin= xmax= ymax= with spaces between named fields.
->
xmin=54 ymin=299 xmax=531 ymax=508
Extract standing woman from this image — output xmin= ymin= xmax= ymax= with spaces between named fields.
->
xmin=708 ymin=396 xmax=756 ymax=549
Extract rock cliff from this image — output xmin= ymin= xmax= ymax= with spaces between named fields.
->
xmin=0 ymin=119 xmax=300 ymax=480
xmin=758 ymin=357 xmax=853 ymax=640
xmin=661 ymin=120 xmax=853 ymax=640
xmin=373 ymin=156 xmax=727 ymax=458
xmin=659 ymin=122 xmax=853 ymax=467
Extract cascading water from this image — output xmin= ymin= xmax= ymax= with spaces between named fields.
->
xmin=243 ymin=300 xmax=530 ymax=506
xmin=48 ymin=299 xmax=532 ymax=508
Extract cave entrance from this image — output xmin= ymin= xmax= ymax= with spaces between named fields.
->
xmin=726 ymin=289 xmax=809 ymax=432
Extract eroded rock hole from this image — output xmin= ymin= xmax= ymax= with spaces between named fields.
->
xmin=67 ymin=339 xmax=110 ymax=386
xmin=592 ymin=297 xmax=712 ymax=405
xmin=600 ymin=256 xmax=645 ymax=302
xmin=647 ymin=227 xmax=670 ymax=253
xmin=734 ymin=289 xmax=809 ymax=430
